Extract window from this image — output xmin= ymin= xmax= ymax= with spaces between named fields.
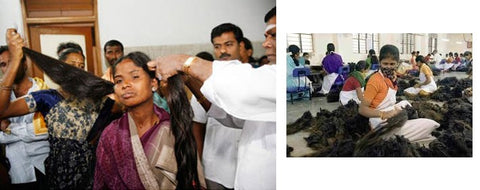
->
xmin=401 ymin=33 xmax=416 ymax=54
xmin=428 ymin=34 xmax=438 ymax=53
xmin=287 ymin=33 xmax=313 ymax=53
xmin=352 ymin=33 xmax=379 ymax=54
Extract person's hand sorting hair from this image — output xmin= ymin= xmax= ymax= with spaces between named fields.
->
xmin=380 ymin=106 xmax=402 ymax=120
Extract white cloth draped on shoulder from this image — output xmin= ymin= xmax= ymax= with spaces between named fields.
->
xmin=200 ymin=60 xmax=276 ymax=190
xmin=201 ymin=60 xmax=276 ymax=122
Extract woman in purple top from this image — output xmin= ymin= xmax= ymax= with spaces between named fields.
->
xmin=319 ymin=43 xmax=344 ymax=94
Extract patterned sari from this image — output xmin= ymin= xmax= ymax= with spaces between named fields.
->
xmin=24 ymin=89 xmax=115 ymax=189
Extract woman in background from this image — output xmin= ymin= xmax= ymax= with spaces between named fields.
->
xmin=0 ymin=28 xmax=116 ymax=189
xmin=319 ymin=43 xmax=343 ymax=95
xmin=366 ymin=49 xmax=378 ymax=71
xmin=339 ymin=60 xmax=367 ymax=105
xmin=404 ymin=55 xmax=437 ymax=97
xmin=59 ymin=47 xmax=85 ymax=69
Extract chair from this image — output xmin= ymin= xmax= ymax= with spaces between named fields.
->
xmin=287 ymin=67 xmax=311 ymax=104
xmin=333 ymin=64 xmax=350 ymax=87
xmin=370 ymin=63 xmax=380 ymax=70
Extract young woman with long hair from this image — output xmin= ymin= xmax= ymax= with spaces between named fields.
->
xmin=93 ymin=52 xmax=205 ymax=190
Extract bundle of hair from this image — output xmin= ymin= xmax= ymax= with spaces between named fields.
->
xmin=166 ymin=74 xmax=201 ymax=190
xmin=22 ymin=47 xmax=113 ymax=101
xmin=353 ymin=109 xmax=408 ymax=156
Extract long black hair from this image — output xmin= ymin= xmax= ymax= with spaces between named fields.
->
xmin=22 ymin=47 xmax=113 ymax=101
xmin=112 ymin=52 xmax=200 ymax=189
xmin=166 ymin=74 xmax=201 ymax=189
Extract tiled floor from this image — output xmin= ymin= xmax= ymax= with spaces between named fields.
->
xmin=286 ymin=71 xmax=470 ymax=157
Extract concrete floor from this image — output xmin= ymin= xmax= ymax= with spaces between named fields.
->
xmin=286 ymin=71 xmax=470 ymax=157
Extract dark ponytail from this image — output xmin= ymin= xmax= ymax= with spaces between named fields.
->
xmin=22 ymin=47 xmax=113 ymax=101
xmin=166 ymin=74 xmax=201 ymax=190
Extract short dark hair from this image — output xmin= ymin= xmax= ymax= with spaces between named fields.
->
xmin=287 ymin=45 xmax=300 ymax=54
xmin=379 ymin=44 xmax=400 ymax=62
xmin=210 ymin=23 xmax=244 ymax=44
xmin=264 ymin=7 xmax=276 ymax=23
xmin=195 ymin=51 xmax=214 ymax=61
xmin=356 ymin=60 xmax=367 ymax=71
xmin=0 ymin=45 xmax=8 ymax=55
xmin=57 ymin=42 xmax=83 ymax=55
xmin=464 ymin=51 xmax=472 ymax=56
xmin=241 ymin=37 xmax=253 ymax=51
xmin=415 ymin=55 xmax=425 ymax=63
xmin=0 ymin=45 xmax=27 ymax=64
xmin=59 ymin=48 xmax=85 ymax=62
xmin=103 ymin=40 xmax=124 ymax=53
xmin=327 ymin=43 xmax=335 ymax=53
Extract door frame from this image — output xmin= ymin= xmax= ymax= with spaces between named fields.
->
xmin=28 ymin=25 xmax=95 ymax=78
xmin=20 ymin=0 xmax=102 ymax=77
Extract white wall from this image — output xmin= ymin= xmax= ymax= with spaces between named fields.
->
xmin=436 ymin=33 xmax=473 ymax=56
xmin=0 ymin=0 xmax=24 ymax=45
xmin=1 ymin=0 xmax=275 ymax=71
xmin=97 ymin=0 xmax=275 ymax=70
xmin=98 ymin=0 xmax=274 ymax=46
xmin=98 ymin=0 xmax=275 ymax=70
xmin=309 ymin=33 xmax=473 ymax=66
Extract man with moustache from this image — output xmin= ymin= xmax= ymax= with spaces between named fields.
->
xmin=102 ymin=40 xmax=124 ymax=81
xmin=239 ymin=37 xmax=257 ymax=67
xmin=149 ymin=7 xmax=276 ymax=189
xmin=190 ymin=22 xmax=245 ymax=190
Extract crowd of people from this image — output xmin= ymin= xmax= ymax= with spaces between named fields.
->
xmin=287 ymin=41 xmax=472 ymax=150
xmin=287 ymin=42 xmax=472 ymax=104
xmin=1 ymin=6 xmax=276 ymax=190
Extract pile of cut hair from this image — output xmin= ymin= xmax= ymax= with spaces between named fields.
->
xmin=287 ymin=91 xmax=472 ymax=157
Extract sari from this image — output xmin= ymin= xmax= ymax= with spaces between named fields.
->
xmin=94 ymin=105 xmax=206 ymax=189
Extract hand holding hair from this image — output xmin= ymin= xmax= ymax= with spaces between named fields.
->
xmin=148 ymin=54 xmax=212 ymax=83
xmin=147 ymin=54 xmax=190 ymax=81
xmin=6 ymin=28 xmax=24 ymax=63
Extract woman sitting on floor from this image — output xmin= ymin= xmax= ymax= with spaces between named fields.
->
xmin=404 ymin=55 xmax=438 ymax=97
xmin=339 ymin=60 xmax=367 ymax=105
xmin=359 ymin=45 xmax=439 ymax=145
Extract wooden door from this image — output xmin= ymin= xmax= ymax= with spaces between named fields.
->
xmin=28 ymin=25 xmax=96 ymax=87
